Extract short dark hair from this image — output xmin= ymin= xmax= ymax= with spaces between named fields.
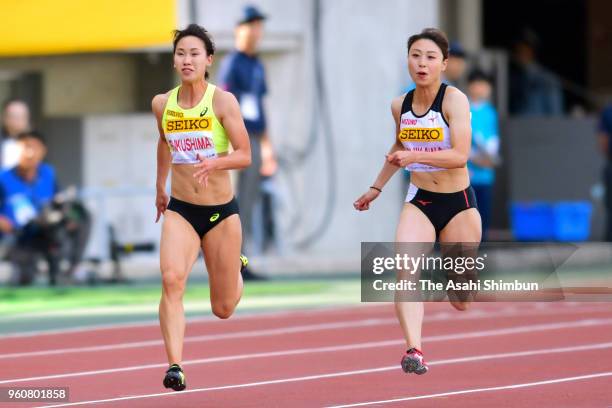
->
xmin=172 ymin=24 xmax=216 ymax=80
xmin=449 ymin=41 xmax=466 ymax=59
xmin=17 ymin=130 xmax=45 ymax=145
xmin=468 ymin=68 xmax=493 ymax=84
xmin=407 ymin=28 xmax=449 ymax=60
xmin=238 ymin=5 xmax=267 ymax=26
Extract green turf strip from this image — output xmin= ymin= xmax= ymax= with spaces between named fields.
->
xmin=0 ymin=279 xmax=360 ymax=316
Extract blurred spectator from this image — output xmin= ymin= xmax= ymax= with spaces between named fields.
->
xmin=0 ymin=99 xmax=31 ymax=170
xmin=509 ymin=29 xmax=563 ymax=116
xmin=256 ymin=176 xmax=281 ymax=254
xmin=467 ymin=69 xmax=500 ymax=240
xmin=0 ymin=131 xmax=58 ymax=285
xmin=445 ymin=41 xmax=468 ymax=90
xmin=598 ymin=103 xmax=612 ymax=241
xmin=218 ymin=5 xmax=278 ymax=258
xmin=0 ymin=130 xmax=92 ymax=286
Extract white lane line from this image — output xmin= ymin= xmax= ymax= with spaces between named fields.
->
xmin=4 ymin=317 xmax=612 ymax=385
xmin=0 ymin=304 xmax=377 ymax=339
xmin=326 ymin=372 xmax=612 ymax=407
xmin=36 ymin=343 xmax=612 ymax=407
xmin=4 ymin=304 xmax=610 ymax=360
xmin=1 ymin=298 xmax=601 ymax=339
xmin=0 ymin=318 xmax=395 ymax=359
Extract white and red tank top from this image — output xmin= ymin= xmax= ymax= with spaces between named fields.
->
xmin=398 ymin=83 xmax=451 ymax=172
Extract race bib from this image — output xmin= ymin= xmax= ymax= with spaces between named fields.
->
xmin=165 ymin=117 xmax=217 ymax=164
xmin=240 ymin=93 xmax=260 ymax=121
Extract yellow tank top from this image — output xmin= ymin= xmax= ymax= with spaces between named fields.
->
xmin=161 ymin=83 xmax=229 ymax=164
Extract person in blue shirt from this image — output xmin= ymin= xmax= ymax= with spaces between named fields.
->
xmin=0 ymin=130 xmax=58 ymax=285
xmin=467 ymin=69 xmax=500 ymax=240
xmin=598 ymin=103 xmax=612 ymax=241
xmin=218 ymin=5 xmax=277 ymax=274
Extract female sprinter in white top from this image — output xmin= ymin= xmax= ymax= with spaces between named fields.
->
xmin=354 ymin=28 xmax=481 ymax=374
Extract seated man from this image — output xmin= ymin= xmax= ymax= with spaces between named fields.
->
xmin=0 ymin=131 xmax=58 ymax=285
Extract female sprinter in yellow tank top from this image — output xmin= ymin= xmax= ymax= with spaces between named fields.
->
xmin=152 ymin=24 xmax=251 ymax=391
xmin=354 ymin=28 xmax=481 ymax=375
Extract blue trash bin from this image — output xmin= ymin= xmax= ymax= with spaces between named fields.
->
xmin=553 ymin=201 xmax=592 ymax=242
xmin=511 ymin=202 xmax=555 ymax=241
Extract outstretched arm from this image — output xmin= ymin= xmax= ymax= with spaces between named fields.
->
xmin=152 ymin=93 xmax=171 ymax=222
xmin=354 ymin=97 xmax=405 ymax=211
xmin=373 ymin=97 xmax=406 ymax=189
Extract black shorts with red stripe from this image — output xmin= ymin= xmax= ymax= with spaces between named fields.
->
xmin=407 ymin=185 xmax=479 ymax=235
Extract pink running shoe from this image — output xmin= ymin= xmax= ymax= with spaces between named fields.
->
xmin=401 ymin=348 xmax=429 ymax=375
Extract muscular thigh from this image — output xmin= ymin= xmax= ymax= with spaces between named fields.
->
xmin=160 ymin=210 xmax=201 ymax=278
xmin=201 ymin=214 xmax=242 ymax=301
xmin=395 ymin=204 xmax=436 ymax=290
xmin=438 ymin=208 xmax=482 ymax=243
xmin=438 ymin=209 xmax=481 ymax=307
xmin=396 ymin=203 xmax=436 ymax=243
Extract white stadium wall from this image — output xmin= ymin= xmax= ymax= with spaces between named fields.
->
xmin=200 ymin=0 xmax=440 ymax=256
